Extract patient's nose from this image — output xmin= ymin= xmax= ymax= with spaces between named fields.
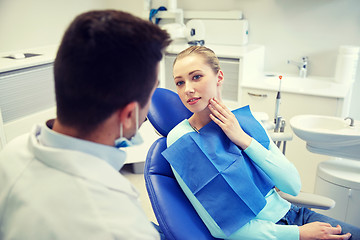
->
xmin=185 ymin=82 xmax=195 ymax=95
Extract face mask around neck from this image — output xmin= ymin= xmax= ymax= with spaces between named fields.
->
xmin=114 ymin=104 xmax=144 ymax=148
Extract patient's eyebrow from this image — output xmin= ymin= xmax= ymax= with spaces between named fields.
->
xmin=189 ymin=70 xmax=201 ymax=75
xmin=174 ymin=69 xmax=202 ymax=80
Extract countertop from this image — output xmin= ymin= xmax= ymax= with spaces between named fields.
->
xmin=0 ymin=42 xmax=261 ymax=71
xmin=0 ymin=45 xmax=57 ymax=73
xmin=1 ymin=44 xmax=351 ymax=99
xmin=242 ymin=73 xmax=352 ymax=99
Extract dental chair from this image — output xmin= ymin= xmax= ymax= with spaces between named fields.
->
xmin=145 ymin=88 xmax=335 ymax=240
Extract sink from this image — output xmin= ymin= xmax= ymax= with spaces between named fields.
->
xmin=290 ymin=115 xmax=360 ymax=160
xmin=264 ymin=75 xmax=333 ymax=91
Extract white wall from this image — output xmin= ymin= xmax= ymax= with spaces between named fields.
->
xmin=1 ymin=0 xmax=359 ymax=118
xmin=0 ymin=0 xmax=146 ymax=53
xmin=0 ymin=0 xmax=109 ymax=52
xmin=105 ymin=0 xmax=144 ymax=16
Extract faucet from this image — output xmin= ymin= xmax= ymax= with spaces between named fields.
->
xmin=288 ymin=56 xmax=308 ymax=78
xmin=344 ymin=117 xmax=355 ymax=127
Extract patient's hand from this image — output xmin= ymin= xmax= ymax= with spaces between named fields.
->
xmin=299 ymin=222 xmax=351 ymax=240
xmin=208 ymin=98 xmax=252 ymax=150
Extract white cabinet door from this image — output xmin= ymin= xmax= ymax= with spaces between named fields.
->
xmin=314 ymin=176 xmax=349 ymax=222
xmin=315 ymin=176 xmax=360 ymax=228
xmin=241 ymin=87 xmax=340 ymax=119
xmin=240 ymin=88 xmax=276 ymax=114
xmin=0 ymin=63 xmax=55 ymax=123
xmin=346 ymin=188 xmax=360 ymax=227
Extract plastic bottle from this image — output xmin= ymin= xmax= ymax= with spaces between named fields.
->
xmin=334 ymin=45 xmax=360 ymax=84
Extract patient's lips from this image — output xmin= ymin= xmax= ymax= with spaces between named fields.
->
xmin=187 ymin=97 xmax=201 ymax=105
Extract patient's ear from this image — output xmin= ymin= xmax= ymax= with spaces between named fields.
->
xmin=217 ymin=70 xmax=224 ymax=86
xmin=216 ymin=70 xmax=224 ymax=99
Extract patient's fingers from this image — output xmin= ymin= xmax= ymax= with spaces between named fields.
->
xmin=327 ymin=225 xmax=351 ymax=240
xmin=210 ymin=97 xmax=232 ymax=115
xmin=208 ymin=104 xmax=226 ymax=123
xmin=208 ymin=98 xmax=236 ymax=126
xmin=208 ymin=98 xmax=231 ymax=120
xmin=299 ymin=222 xmax=352 ymax=240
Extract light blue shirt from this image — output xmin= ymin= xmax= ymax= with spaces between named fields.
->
xmin=38 ymin=120 xmax=126 ymax=171
xmin=167 ymin=119 xmax=301 ymax=240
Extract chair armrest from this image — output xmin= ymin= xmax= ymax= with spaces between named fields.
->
xmin=278 ymin=191 xmax=335 ymax=210
xmin=268 ymin=132 xmax=293 ymax=142
xmin=262 ymin=120 xmax=275 ymax=131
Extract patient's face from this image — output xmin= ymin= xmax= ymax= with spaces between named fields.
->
xmin=173 ymin=55 xmax=220 ymax=113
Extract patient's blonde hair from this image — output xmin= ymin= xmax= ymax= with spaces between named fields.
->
xmin=173 ymin=46 xmax=220 ymax=74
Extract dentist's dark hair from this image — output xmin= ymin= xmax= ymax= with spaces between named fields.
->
xmin=54 ymin=10 xmax=171 ymax=135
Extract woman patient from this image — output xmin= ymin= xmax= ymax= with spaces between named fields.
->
xmin=162 ymin=46 xmax=359 ymax=240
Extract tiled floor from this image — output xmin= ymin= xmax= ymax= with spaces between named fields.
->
xmin=121 ymin=164 xmax=157 ymax=224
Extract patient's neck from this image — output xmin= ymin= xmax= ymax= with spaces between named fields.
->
xmin=189 ymin=108 xmax=212 ymax=131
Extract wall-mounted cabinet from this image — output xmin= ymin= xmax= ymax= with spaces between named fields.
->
xmin=0 ymin=63 xmax=56 ymax=149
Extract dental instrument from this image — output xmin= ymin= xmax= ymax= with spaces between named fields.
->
xmin=273 ymin=75 xmax=290 ymax=152
xmin=274 ymin=75 xmax=282 ymax=133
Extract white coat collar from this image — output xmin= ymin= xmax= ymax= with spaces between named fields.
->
xmin=29 ymin=123 xmax=138 ymax=197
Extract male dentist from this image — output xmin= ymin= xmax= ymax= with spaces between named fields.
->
xmin=0 ymin=10 xmax=170 ymax=239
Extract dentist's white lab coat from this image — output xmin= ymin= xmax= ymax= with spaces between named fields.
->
xmin=0 ymin=125 xmax=159 ymax=240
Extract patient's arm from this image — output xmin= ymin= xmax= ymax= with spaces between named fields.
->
xmin=228 ymin=219 xmax=351 ymax=240
xmin=229 ymin=218 xmax=299 ymax=240
xmin=208 ymin=98 xmax=301 ymax=195
xmin=244 ymin=139 xmax=301 ymax=196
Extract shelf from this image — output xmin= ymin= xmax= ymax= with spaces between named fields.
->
xmin=148 ymin=10 xmax=243 ymax=20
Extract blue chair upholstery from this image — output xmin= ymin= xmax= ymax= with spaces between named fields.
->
xmin=147 ymin=88 xmax=192 ymax=137
xmin=145 ymin=88 xmax=216 ymax=240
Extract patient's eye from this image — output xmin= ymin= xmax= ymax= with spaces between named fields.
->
xmin=176 ymin=80 xmax=184 ymax=86
xmin=193 ymin=75 xmax=202 ymax=80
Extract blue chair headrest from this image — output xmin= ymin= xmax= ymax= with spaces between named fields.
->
xmin=147 ymin=88 xmax=192 ymax=137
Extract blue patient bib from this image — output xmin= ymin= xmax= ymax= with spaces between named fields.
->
xmin=162 ymin=106 xmax=274 ymax=236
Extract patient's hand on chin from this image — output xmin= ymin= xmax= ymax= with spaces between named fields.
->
xmin=299 ymin=222 xmax=351 ymax=240
xmin=208 ymin=98 xmax=252 ymax=150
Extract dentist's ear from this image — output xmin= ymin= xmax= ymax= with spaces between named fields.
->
xmin=119 ymin=101 xmax=137 ymax=130
xmin=217 ymin=70 xmax=224 ymax=86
